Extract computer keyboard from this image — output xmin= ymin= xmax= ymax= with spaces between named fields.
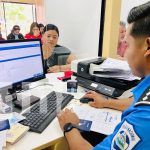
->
xmin=20 ymin=91 xmax=74 ymax=133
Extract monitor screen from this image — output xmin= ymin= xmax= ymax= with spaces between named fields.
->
xmin=0 ymin=39 xmax=45 ymax=90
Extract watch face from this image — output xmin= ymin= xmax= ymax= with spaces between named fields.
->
xmin=64 ymin=123 xmax=73 ymax=132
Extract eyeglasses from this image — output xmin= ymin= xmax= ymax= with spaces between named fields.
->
xmin=14 ymin=28 xmax=20 ymax=31
xmin=32 ymin=28 xmax=39 ymax=31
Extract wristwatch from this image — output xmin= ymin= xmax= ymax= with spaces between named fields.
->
xmin=63 ymin=123 xmax=80 ymax=134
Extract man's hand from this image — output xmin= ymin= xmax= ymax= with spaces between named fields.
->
xmin=84 ymin=91 xmax=107 ymax=108
xmin=57 ymin=109 xmax=80 ymax=130
xmin=47 ymin=65 xmax=60 ymax=73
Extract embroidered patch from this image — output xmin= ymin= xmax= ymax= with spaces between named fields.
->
xmin=135 ymin=86 xmax=150 ymax=106
xmin=111 ymin=121 xmax=140 ymax=150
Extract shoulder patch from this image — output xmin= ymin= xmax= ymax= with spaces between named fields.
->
xmin=135 ymin=86 xmax=150 ymax=107
xmin=111 ymin=121 xmax=141 ymax=150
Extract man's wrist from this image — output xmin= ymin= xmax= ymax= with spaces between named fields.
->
xmin=102 ymin=98 xmax=110 ymax=108
xmin=103 ymin=98 xmax=114 ymax=108
xmin=64 ymin=128 xmax=79 ymax=136
xmin=63 ymin=123 xmax=80 ymax=135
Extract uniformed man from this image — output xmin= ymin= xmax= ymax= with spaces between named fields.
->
xmin=58 ymin=2 xmax=150 ymax=149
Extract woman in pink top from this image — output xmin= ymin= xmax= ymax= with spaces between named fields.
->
xmin=117 ymin=21 xmax=127 ymax=59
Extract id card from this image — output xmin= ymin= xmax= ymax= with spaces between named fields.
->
xmin=79 ymin=119 xmax=92 ymax=131
xmin=0 ymin=119 xmax=10 ymax=131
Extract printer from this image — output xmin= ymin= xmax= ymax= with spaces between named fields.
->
xmin=71 ymin=57 xmax=140 ymax=98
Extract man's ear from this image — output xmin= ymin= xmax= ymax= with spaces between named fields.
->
xmin=144 ymin=37 xmax=150 ymax=57
xmin=147 ymin=37 xmax=150 ymax=50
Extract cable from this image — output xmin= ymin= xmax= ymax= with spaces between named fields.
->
xmin=15 ymin=83 xmax=54 ymax=93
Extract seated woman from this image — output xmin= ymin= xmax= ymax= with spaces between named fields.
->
xmin=0 ymin=33 xmax=5 ymax=40
xmin=117 ymin=21 xmax=127 ymax=60
xmin=7 ymin=25 xmax=24 ymax=40
xmin=38 ymin=23 xmax=44 ymax=35
xmin=42 ymin=24 xmax=75 ymax=73
xmin=25 ymin=22 xmax=42 ymax=39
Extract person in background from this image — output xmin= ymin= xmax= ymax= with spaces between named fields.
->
xmin=42 ymin=24 xmax=75 ymax=73
xmin=39 ymin=23 xmax=44 ymax=35
xmin=0 ymin=33 xmax=5 ymax=40
xmin=0 ymin=24 xmax=5 ymax=40
xmin=25 ymin=22 xmax=42 ymax=39
xmin=117 ymin=21 xmax=127 ymax=60
xmin=57 ymin=2 xmax=150 ymax=149
xmin=7 ymin=25 xmax=24 ymax=40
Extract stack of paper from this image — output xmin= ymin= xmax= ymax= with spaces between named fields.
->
xmin=89 ymin=58 xmax=140 ymax=81
xmin=0 ymin=119 xmax=10 ymax=150
xmin=6 ymin=123 xmax=29 ymax=144
xmin=73 ymin=106 xmax=122 ymax=135
xmin=0 ymin=130 xmax=7 ymax=150
xmin=0 ymin=112 xmax=26 ymax=148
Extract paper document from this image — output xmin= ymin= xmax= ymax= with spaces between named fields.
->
xmin=0 ymin=112 xmax=25 ymax=126
xmin=73 ymin=106 xmax=122 ymax=135
xmin=96 ymin=58 xmax=130 ymax=71
xmin=0 ymin=130 xmax=7 ymax=150
xmin=89 ymin=58 xmax=140 ymax=81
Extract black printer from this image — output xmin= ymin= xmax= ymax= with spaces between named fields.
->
xmin=71 ymin=57 xmax=140 ymax=98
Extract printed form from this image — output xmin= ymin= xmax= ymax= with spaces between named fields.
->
xmin=73 ymin=106 xmax=122 ymax=135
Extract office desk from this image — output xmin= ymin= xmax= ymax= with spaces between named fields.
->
xmin=4 ymin=73 xmax=131 ymax=150
xmin=4 ymin=73 xmax=86 ymax=150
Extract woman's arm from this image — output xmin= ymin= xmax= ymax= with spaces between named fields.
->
xmin=47 ymin=53 xmax=76 ymax=73
xmin=59 ymin=53 xmax=76 ymax=71
xmin=66 ymin=53 xmax=76 ymax=64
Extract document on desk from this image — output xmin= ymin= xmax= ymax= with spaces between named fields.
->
xmin=0 ymin=130 xmax=7 ymax=150
xmin=0 ymin=112 xmax=25 ymax=126
xmin=89 ymin=58 xmax=140 ymax=81
xmin=73 ymin=106 xmax=122 ymax=135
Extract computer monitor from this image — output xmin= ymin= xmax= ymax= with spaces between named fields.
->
xmin=0 ymin=39 xmax=45 ymax=92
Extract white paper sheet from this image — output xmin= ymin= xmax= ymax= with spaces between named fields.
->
xmin=73 ymin=106 xmax=122 ymax=135
xmin=90 ymin=58 xmax=141 ymax=81
xmin=0 ymin=130 xmax=7 ymax=150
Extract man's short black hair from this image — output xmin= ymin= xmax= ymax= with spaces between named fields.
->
xmin=127 ymin=2 xmax=150 ymax=38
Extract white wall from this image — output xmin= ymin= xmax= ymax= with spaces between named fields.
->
xmin=120 ymin=0 xmax=149 ymax=24
xmin=44 ymin=0 xmax=102 ymax=58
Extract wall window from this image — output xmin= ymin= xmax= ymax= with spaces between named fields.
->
xmin=0 ymin=2 xmax=6 ymax=38
xmin=0 ymin=2 xmax=36 ymax=39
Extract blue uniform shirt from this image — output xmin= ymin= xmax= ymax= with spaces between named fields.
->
xmin=93 ymin=75 xmax=150 ymax=150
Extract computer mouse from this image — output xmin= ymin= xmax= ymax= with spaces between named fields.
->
xmin=80 ymin=97 xmax=94 ymax=103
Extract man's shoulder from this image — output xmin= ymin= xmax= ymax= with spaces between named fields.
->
xmin=135 ymin=86 xmax=150 ymax=107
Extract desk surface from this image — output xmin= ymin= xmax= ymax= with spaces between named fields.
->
xmin=4 ymin=73 xmax=131 ymax=150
